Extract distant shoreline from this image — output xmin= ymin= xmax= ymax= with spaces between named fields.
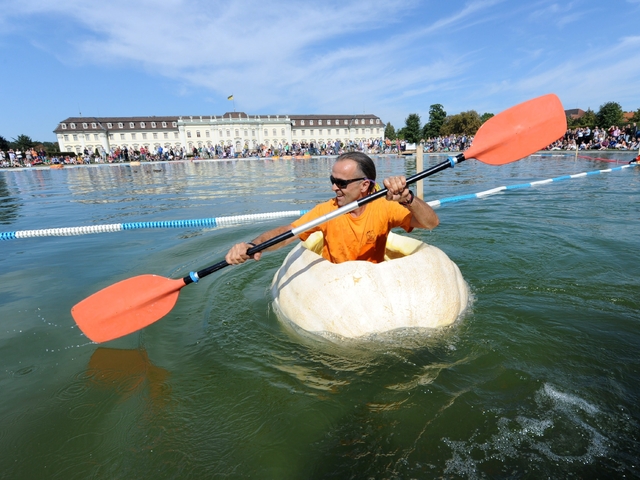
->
xmin=1 ymin=149 xmax=636 ymax=174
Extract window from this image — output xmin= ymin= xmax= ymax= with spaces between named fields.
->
xmin=120 ymin=134 xmax=125 ymax=140
xmin=162 ymin=122 xmax=167 ymax=128
xmin=107 ymin=123 xmax=112 ymax=128
xmin=142 ymin=133 xmax=147 ymax=139
xmin=301 ymin=130 xmax=305 ymax=135
xmin=82 ymin=123 xmax=87 ymax=128
xmin=318 ymin=120 xmax=322 ymax=125
xmin=226 ymin=130 xmax=231 ymax=137
xmin=71 ymin=123 xmax=76 ymax=129
xmin=264 ymin=129 xmax=268 ymax=136
xmin=252 ymin=130 xmax=255 ymax=137
xmin=187 ymin=131 xmax=192 ymax=138
xmin=151 ymin=122 xmax=156 ymax=128
xmin=172 ymin=122 xmax=177 ymax=127
xmin=129 ymin=122 xmax=134 ymax=128
xmin=91 ymin=123 xmax=96 ymax=128
xmin=93 ymin=134 xmax=98 ymax=140
xmin=376 ymin=119 xmax=380 ymax=124
xmin=174 ymin=132 xmax=179 ymax=139
xmin=206 ymin=130 xmax=210 ymax=138
xmin=118 ymin=123 xmax=123 ymax=128
xmin=301 ymin=120 xmax=305 ymax=126
xmin=281 ymin=128 xmax=285 ymax=135
xmin=235 ymin=129 xmax=239 ymax=137
xmin=109 ymin=134 xmax=114 ymax=140
xmin=355 ymin=119 xmax=359 ymax=125
xmin=310 ymin=120 xmax=314 ymax=125
xmin=153 ymin=133 xmax=158 ymax=139
xmin=292 ymin=120 xmax=296 ymax=126
xmin=272 ymin=128 xmax=276 ymax=136
xmin=370 ymin=119 xmax=374 ymax=124
xmin=244 ymin=130 xmax=247 ymax=136
xmin=344 ymin=120 xmax=348 ymax=125
xmin=219 ymin=129 xmax=223 ymax=137
xmin=164 ymin=132 xmax=168 ymax=139
xmin=61 ymin=124 xmax=67 ymax=129
xmin=197 ymin=131 xmax=201 ymax=138
xmin=64 ymin=134 xmax=69 ymax=141
xmin=131 ymin=133 xmax=137 ymax=140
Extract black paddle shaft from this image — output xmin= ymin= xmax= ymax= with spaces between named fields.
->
xmin=183 ymin=153 xmax=466 ymax=285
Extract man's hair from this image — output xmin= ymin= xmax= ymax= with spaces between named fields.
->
xmin=335 ymin=152 xmax=377 ymax=192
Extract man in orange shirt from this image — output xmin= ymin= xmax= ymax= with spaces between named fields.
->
xmin=225 ymin=152 xmax=439 ymax=265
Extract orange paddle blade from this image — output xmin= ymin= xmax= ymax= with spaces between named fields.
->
xmin=71 ymin=275 xmax=186 ymax=343
xmin=466 ymin=94 xmax=567 ymax=165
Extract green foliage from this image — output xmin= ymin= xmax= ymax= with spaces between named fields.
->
xmin=403 ymin=113 xmax=422 ymax=143
xmin=0 ymin=135 xmax=9 ymax=151
xmin=566 ymin=108 xmax=599 ymax=128
xmin=384 ymin=122 xmax=396 ymax=140
xmin=422 ymin=104 xmax=447 ymax=139
xmin=596 ymin=102 xmax=624 ymax=128
xmin=440 ymin=110 xmax=483 ymax=136
xmin=11 ymin=134 xmax=34 ymax=151
xmin=480 ymin=112 xmax=494 ymax=123
xmin=631 ymin=108 xmax=640 ymax=123
xmin=41 ymin=142 xmax=60 ymax=155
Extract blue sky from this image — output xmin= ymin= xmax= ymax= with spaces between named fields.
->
xmin=1 ymin=0 xmax=639 ymax=142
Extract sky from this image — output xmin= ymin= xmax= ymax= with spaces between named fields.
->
xmin=1 ymin=0 xmax=639 ymax=143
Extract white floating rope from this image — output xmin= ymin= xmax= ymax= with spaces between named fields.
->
xmin=427 ymin=164 xmax=635 ymax=208
xmin=1 ymin=210 xmax=308 ymax=241
xmin=2 ymin=164 xmax=637 ymax=241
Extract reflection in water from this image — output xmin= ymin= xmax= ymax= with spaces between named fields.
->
xmin=0 ymin=175 xmax=20 ymax=224
xmin=87 ymin=347 xmax=171 ymax=411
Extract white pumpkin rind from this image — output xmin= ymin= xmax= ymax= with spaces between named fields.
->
xmin=271 ymin=231 xmax=469 ymax=338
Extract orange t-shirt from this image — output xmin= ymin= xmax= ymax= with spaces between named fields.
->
xmin=291 ymin=198 xmax=413 ymax=264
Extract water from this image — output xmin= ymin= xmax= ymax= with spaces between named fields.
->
xmin=1 ymin=153 xmax=639 ymax=478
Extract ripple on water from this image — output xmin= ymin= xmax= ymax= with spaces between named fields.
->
xmin=442 ymin=382 xmax=614 ymax=478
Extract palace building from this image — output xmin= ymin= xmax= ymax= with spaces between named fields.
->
xmin=53 ymin=112 xmax=385 ymax=154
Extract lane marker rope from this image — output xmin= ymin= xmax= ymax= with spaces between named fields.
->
xmin=2 ymin=164 xmax=637 ymax=240
xmin=426 ymin=164 xmax=635 ymax=207
xmin=1 ymin=210 xmax=308 ymax=241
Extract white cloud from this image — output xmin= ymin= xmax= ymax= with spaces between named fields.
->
xmin=1 ymin=0 xmax=638 ymax=134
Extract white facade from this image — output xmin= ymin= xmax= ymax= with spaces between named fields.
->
xmin=54 ymin=112 xmax=385 ymax=154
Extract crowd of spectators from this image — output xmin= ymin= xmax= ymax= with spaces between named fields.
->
xmin=2 ymin=123 xmax=639 ymax=168
xmin=547 ymin=123 xmax=640 ymax=151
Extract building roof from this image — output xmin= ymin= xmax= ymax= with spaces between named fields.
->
xmin=54 ymin=113 xmax=383 ymax=134
xmin=54 ymin=116 xmax=179 ymax=134
xmin=565 ymin=108 xmax=585 ymax=119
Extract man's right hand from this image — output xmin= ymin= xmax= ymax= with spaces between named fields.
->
xmin=225 ymin=242 xmax=262 ymax=265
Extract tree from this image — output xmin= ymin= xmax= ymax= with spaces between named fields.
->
xmin=12 ymin=134 xmax=34 ymax=151
xmin=0 ymin=135 xmax=9 ymax=151
xmin=578 ymin=108 xmax=597 ymax=127
xmin=480 ymin=112 xmax=494 ymax=123
xmin=403 ymin=113 xmax=422 ymax=143
xmin=596 ymin=102 xmax=624 ymax=128
xmin=630 ymin=108 xmax=640 ymax=123
xmin=422 ymin=104 xmax=446 ymax=139
xmin=384 ymin=122 xmax=396 ymax=140
xmin=440 ymin=110 xmax=483 ymax=136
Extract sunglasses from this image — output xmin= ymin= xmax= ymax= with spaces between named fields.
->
xmin=330 ymin=175 xmax=366 ymax=189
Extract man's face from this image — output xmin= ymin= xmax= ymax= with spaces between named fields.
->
xmin=330 ymin=160 xmax=370 ymax=207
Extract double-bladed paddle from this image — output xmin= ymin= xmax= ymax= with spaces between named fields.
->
xmin=72 ymin=93 xmax=567 ymax=343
